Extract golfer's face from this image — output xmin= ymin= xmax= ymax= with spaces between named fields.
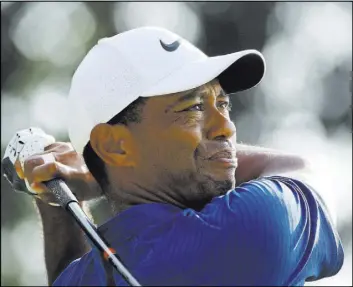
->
xmin=129 ymin=80 xmax=237 ymax=203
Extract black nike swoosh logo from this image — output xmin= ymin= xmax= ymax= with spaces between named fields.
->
xmin=160 ymin=39 xmax=180 ymax=52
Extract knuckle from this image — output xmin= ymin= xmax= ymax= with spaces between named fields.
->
xmin=45 ymin=142 xmax=73 ymax=153
xmin=54 ymin=150 xmax=79 ymax=164
xmin=64 ymin=142 xmax=74 ymax=150
xmin=24 ymin=156 xmax=43 ymax=171
xmin=44 ymin=143 xmax=60 ymax=151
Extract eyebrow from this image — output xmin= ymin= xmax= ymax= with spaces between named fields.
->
xmin=165 ymin=88 xmax=229 ymax=113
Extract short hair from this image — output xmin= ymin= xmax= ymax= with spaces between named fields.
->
xmin=82 ymin=97 xmax=147 ymax=190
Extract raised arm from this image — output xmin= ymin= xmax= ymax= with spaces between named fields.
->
xmin=234 ymin=142 xmax=337 ymax=223
xmin=235 ymin=143 xmax=307 ymax=184
xmin=19 ymin=142 xmax=102 ymax=285
xmin=34 ymin=199 xmax=89 ymax=285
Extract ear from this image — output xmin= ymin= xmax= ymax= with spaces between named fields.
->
xmin=90 ymin=123 xmax=137 ymax=167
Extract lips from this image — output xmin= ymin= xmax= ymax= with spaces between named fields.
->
xmin=208 ymin=150 xmax=236 ymax=161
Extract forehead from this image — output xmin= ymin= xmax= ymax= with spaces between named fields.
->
xmin=148 ymin=79 xmax=223 ymax=106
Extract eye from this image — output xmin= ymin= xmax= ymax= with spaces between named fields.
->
xmin=180 ymin=103 xmax=205 ymax=112
xmin=217 ymin=101 xmax=232 ymax=111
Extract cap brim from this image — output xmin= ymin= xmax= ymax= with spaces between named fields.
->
xmin=141 ymin=49 xmax=265 ymax=97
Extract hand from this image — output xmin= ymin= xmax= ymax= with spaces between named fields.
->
xmin=17 ymin=142 xmax=102 ymax=204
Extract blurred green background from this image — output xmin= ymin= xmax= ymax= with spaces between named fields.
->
xmin=1 ymin=2 xmax=352 ymax=286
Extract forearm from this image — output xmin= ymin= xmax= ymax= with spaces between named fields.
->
xmin=235 ymin=143 xmax=307 ymax=184
xmin=35 ymin=198 xmax=90 ymax=285
xmin=235 ymin=143 xmax=337 ymax=226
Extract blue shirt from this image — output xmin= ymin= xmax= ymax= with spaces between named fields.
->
xmin=53 ymin=176 xmax=344 ymax=286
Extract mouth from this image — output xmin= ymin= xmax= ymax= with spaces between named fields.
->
xmin=207 ymin=150 xmax=237 ymax=167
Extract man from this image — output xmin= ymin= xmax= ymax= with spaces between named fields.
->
xmin=17 ymin=27 xmax=343 ymax=286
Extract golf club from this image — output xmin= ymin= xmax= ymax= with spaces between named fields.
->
xmin=2 ymin=128 xmax=142 ymax=287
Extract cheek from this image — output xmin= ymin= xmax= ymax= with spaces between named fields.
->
xmin=163 ymin=126 xmax=202 ymax=155
xmin=141 ymin=128 xmax=202 ymax=169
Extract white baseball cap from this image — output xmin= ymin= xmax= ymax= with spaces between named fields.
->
xmin=68 ymin=26 xmax=265 ymax=154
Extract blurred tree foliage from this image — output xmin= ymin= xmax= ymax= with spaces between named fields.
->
xmin=1 ymin=2 xmax=351 ymax=286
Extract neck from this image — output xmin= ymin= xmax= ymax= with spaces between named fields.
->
xmin=103 ymin=180 xmax=189 ymax=216
xmin=105 ymin=169 xmax=230 ymax=213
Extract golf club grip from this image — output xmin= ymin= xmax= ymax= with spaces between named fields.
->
xmin=44 ymin=179 xmax=78 ymax=207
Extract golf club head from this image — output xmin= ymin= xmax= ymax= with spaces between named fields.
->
xmin=2 ymin=127 xmax=55 ymax=195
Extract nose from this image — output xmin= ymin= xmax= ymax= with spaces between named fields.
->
xmin=205 ymin=109 xmax=236 ymax=141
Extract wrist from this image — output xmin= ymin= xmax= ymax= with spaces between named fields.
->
xmin=34 ymin=197 xmax=84 ymax=220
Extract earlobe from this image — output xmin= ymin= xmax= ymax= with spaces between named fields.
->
xmin=90 ymin=123 xmax=136 ymax=167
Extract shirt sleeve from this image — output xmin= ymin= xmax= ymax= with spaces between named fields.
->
xmin=52 ymin=249 xmax=107 ymax=286
xmin=141 ymin=176 xmax=344 ymax=286
xmin=52 ymin=258 xmax=81 ymax=286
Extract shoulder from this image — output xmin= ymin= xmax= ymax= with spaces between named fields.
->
xmin=148 ymin=176 xmax=328 ymax=285
xmin=52 ymin=249 xmax=106 ymax=286
xmin=191 ymin=176 xmax=343 ymax=284
xmin=156 ymin=176 xmax=314 ymax=255
xmin=198 ymin=176 xmax=313 ymax=228
xmin=201 ymin=175 xmax=338 ymax=244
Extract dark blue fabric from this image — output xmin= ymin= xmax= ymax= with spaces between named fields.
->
xmin=53 ymin=176 xmax=344 ymax=286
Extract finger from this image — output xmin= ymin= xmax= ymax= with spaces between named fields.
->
xmin=44 ymin=143 xmax=64 ymax=151
xmin=30 ymin=182 xmax=47 ymax=194
xmin=23 ymin=156 xmax=46 ymax=183
xmin=14 ymin=159 xmax=24 ymax=179
xmin=24 ymin=153 xmax=56 ymax=184
xmin=31 ymin=162 xmax=61 ymax=183
xmin=53 ymin=150 xmax=83 ymax=166
xmin=21 ymin=143 xmax=74 ymax=170
xmin=22 ymin=145 xmax=65 ymax=176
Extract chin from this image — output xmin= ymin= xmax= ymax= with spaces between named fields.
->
xmin=201 ymin=168 xmax=236 ymax=187
xmin=199 ymin=175 xmax=235 ymax=196
xmin=198 ymin=159 xmax=237 ymax=179
xmin=184 ymin=179 xmax=234 ymax=211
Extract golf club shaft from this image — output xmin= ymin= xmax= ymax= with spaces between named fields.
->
xmin=44 ymin=180 xmax=142 ymax=287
